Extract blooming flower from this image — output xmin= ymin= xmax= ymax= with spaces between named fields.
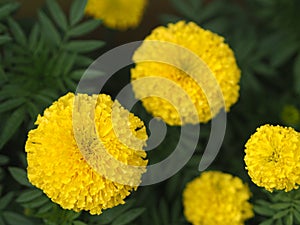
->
xmin=183 ymin=171 xmax=253 ymax=225
xmin=244 ymin=124 xmax=300 ymax=192
xmin=25 ymin=93 xmax=148 ymax=214
xmin=131 ymin=21 xmax=241 ymax=125
xmin=85 ymin=0 xmax=147 ymax=30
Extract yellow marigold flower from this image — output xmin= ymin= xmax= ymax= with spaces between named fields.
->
xmin=244 ymin=124 xmax=300 ymax=192
xmin=85 ymin=0 xmax=147 ymax=30
xmin=183 ymin=171 xmax=253 ymax=225
xmin=25 ymin=93 xmax=148 ymax=214
xmin=281 ymin=105 xmax=300 ymax=126
xmin=131 ymin=21 xmax=241 ymax=125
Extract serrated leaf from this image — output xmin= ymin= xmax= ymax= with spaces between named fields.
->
xmin=0 ymin=35 xmax=11 ymax=45
xmin=275 ymin=218 xmax=283 ymax=225
xmin=0 ymin=155 xmax=9 ymax=165
xmin=46 ymin=0 xmax=68 ymax=31
xmin=0 ymin=2 xmax=20 ymax=20
xmin=293 ymin=53 xmax=300 ymax=95
xmin=0 ymin=98 xmax=26 ymax=114
xmin=259 ymin=218 xmax=274 ymax=225
xmin=0 ymin=107 xmax=26 ymax=149
xmin=62 ymin=53 xmax=77 ymax=76
xmin=7 ymin=17 xmax=26 ymax=46
xmin=0 ymin=192 xmax=14 ymax=210
xmin=67 ymin=19 xmax=102 ymax=37
xmin=253 ymin=205 xmax=274 ymax=216
xmin=273 ymin=209 xmax=290 ymax=219
xmin=16 ymin=189 xmax=43 ymax=203
xmin=70 ymin=0 xmax=87 ymax=26
xmin=8 ymin=167 xmax=31 ymax=187
xmin=112 ymin=208 xmax=145 ymax=225
xmin=64 ymin=40 xmax=105 ymax=53
xmin=3 ymin=211 xmax=34 ymax=225
xmin=38 ymin=10 xmax=61 ymax=46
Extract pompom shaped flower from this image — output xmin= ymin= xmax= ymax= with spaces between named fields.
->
xmin=244 ymin=124 xmax=300 ymax=192
xmin=85 ymin=0 xmax=147 ymax=30
xmin=131 ymin=21 xmax=241 ymax=125
xmin=25 ymin=93 xmax=148 ymax=214
xmin=183 ymin=171 xmax=253 ymax=225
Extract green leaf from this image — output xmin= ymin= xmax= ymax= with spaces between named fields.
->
xmin=8 ymin=167 xmax=31 ymax=187
xmin=21 ymin=195 xmax=49 ymax=208
xmin=285 ymin=212 xmax=293 ymax=225
xmin=74 ymin=55 xmax=93 ymax=67
xmin=0 ymin=2 xmax=20 ymax=20
xmin=0 ymin=155 xmax=9 ymax=165
xmin=67 ymin=19 xmax=102 ymax=37
xmin=159 ymin=199 xmax=169 ymax=225
xmin=69 ymin=0 xmax=87 ymax=26
xmin=0 ymin=192 xmax=14 ymax=210
xmin=270 ymin=42 xmax=296 ymax=67
xmin=36 ymin=202 xmax=53 ymax=214
xmin=269 ymin=203 xmax=291 ymax=210
xmin=275 ymin=218 xmax=283 ymax=225
xmin=0 ymin=107 xmax=26 ymax=149
xmin=169 ymin=0 xmax=195 ymax=20
xmin=294 ymin=209 xmax=300 ymax=223
xmin=259 ymin=218 xmax=274 ymax=225
xmin=73 ymin=221 xmax=87 ymax=225
xmin=0 ymin=216 xmax=5 ymax=225
xmin=3 ymin=211 xmax=34 ymax=225
xmin=71 ymin=69 xmax=105 ymax=80
xmin=0 ymin=35 xmax=11 ymax=45
xmin=0 ymin=98 xmax=26 ymax=114
xmin=97 ymin=200 xmax=136 ymax=224
xmin=38 ymin=10 xmax=61 ymax=46
xmin=253 ymin=205 xmax=274 ymax=216
xmin=7 ymin=17 xmax=26 ymax=46
xmin=28 ymin=23 xmax=40 ymax=50
xmin=112 ymin=208 xmax=145 ymax=225
xmin=294 ymin=53 xmax=300 ymax=95
xmin=46 ymin=0 xmax=68 ymax=31
xmin=16 ymin=189 xmax=43 ymax=203
xmin=273 ymin=209 xmax=290 ymax=219
xmin=64 ymin=40 xmax=105 ymax=53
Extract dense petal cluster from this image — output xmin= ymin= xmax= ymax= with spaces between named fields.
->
xmin=131 ymin=21 xmax=241 ymax=125
xmin=183 ymin=171 xmax=253 ymax=225
xmin=25 ymin=93 xmax=148 ymax=214
xmin=244 ymin=124 xmax=300 ymax=192
xmin=85 ymin=0 xmax=147 ymax=30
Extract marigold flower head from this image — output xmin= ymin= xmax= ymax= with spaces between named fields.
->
xmin=183 ymin=171 xmax=253 ymax=225
xmin=131 ymin=21 xmax=241 ymax=125
xmin=85 ymin=0 xmax=147 ymax=30
xmin=244 ymin=124 xmax=300 ymax=192
xmin=25 ymin=93 xmax=148 ymax=214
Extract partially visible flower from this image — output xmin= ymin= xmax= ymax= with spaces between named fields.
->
xmin=183 ymin=171 xmax=253 ymax=225
xmin=131 ymin=21 xmax=241 ymax=125
xmin=244 ymin=124 xmax=300 ymax=192
xmin=281 ymin=104 xmax=300 ymax=126
xmin=85 ymin=0 xmax=147 ymax=30
xmin=26 ymin=93 xmax=148 ymax=214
